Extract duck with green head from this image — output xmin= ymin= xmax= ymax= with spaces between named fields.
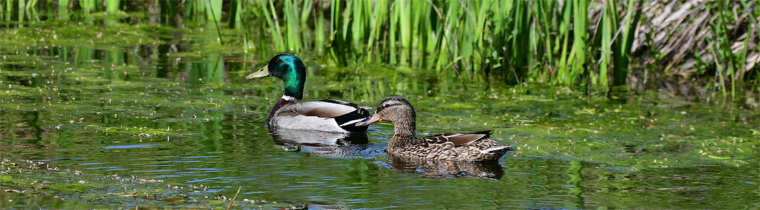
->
xmin=356 ymin=97 xmax=512 ymax=161
xmin=246 ymin=53 xmax=370 ymax=133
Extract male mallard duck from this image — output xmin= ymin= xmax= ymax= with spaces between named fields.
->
xmin=246 ymin=53 xmax=369 ymax=133
xmin=356 ymin=97 xmax=512 ymax=161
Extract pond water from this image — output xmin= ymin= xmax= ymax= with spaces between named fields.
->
xmin=1 ymin=15 xmax=759 ymax=209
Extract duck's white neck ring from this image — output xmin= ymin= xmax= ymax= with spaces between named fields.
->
xmin=281 ymin=95 xmax=296 ymax=101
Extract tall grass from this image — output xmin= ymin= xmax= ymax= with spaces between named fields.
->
xmin=58 ymin=0 xmax=69 ymax=20
xmin=739 ymin=0 xmax=758 ymax=89
xmin=18 ymin=0 xmax=26 ymax=24
xmin=4 ymin=0 xmax=757 ymax=95
xmin=1 ymin=0 xmax=7 ymax=23
xmin=176 ymin=0 xmax=629 ymax=88
xmin=105 ymin=0 xmax=119 ymax=26
xmin=250 ymin=0 xmax=755 ymax=95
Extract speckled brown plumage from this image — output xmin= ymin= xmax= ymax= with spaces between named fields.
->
xmin=357 ymin=97 xmax=512 ymax=161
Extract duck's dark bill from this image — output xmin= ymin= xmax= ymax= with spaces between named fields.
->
xmin=355 ymin=113 xmax=382 ymax=126
xmin=245 ymin=64 xmax=270 ymax=79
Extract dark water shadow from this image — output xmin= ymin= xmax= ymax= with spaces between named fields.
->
xmin=383 ymin=154 xmax=505 ymax=180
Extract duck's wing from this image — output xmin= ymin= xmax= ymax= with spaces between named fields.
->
xmin=421 ymin=131 xmax=491 ymax=146
xmin=275 ymin=100 xmax=370 ymax=131
xmin=296 ymin=101 xmax=367 ymax=118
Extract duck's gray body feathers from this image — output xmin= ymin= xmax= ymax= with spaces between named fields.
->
xmin=268 ymin=97 xmax=369 ymax=133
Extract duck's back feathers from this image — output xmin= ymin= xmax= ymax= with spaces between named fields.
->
xmin=391 ymin=131 xmax=510 ymax=161
xmin=268 ymin=99 xmax=370 ymax=133
xmin=422 ymin=131 xmax=491 ymax=146
xmin=298 ymin=101 xmax=360 ymax=118
xmin=299 ymin=101 xmax=370 ymax=132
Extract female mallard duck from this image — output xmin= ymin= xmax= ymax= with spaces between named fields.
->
xmin=356 ymin=97 xmax=512 ymax=161
xmin=246 ymin=53 xmax=369 ymax=133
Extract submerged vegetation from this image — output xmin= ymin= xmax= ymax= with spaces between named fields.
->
xmin=2 ymin=0 xmax=758 ymax=97
xmin=0 ymin=158 xmax=298 ymax=208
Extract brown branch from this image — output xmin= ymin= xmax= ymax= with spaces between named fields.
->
xmin=225 ymin=186 xmax=242 ymax=210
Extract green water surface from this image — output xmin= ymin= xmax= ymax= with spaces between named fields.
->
xmin=0 ymin=14 xmax=758 ymax=209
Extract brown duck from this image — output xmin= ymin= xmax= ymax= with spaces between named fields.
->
xmin=356 ymin=97 xmax=512 ymax=161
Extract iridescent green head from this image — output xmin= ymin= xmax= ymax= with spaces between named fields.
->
xmin=246 ymin=53 xmax=306 ymax=100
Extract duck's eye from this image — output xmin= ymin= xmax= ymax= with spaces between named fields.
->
xmin=275 ymin=59 xmax=283 ymax=64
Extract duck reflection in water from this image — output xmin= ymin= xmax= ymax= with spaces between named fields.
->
xmin=269 ymin=128 xmax=505 ymax=180
xmin=384 ymin=154 xmax=505 ymax=180
xmin=268 ymin=127 xmax=377 ymax=158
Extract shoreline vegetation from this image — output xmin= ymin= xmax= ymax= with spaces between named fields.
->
xmin=1 ymin=0 xmax=758 ymax=99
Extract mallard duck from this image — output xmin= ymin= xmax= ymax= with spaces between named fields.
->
xmin=356 ymin=96 xmax=512 ymax=161
xmin=246 ymin=53 xmax=369 ymax=133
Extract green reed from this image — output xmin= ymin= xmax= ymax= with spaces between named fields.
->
xmin=229 ymin=0 xmax=242 ymax=29
xmin=18 ymin=0 xmax=25 ymax=24
xmin=58 ymin=0 xmax=69 ymax=7
xmin=706 ymin=0 xmax=753 ymax=98
xmin=104 ymin=0 xmax=118 ymax=26
xmin=4 ymin=0 xmax=756 ymax=95
xmin=739 ymin=0 xmax=757 ymax=89
xmin=286 ymin=0 xmax=649 ymax=92
xmin=594 ymin=0 xmax=640 ymax=91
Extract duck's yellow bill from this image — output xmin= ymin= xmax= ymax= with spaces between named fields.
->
xmin=246 ymin=64 xmax=270 ymax=79
xmin=355 ymin=113 xmax=382 ymax=126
